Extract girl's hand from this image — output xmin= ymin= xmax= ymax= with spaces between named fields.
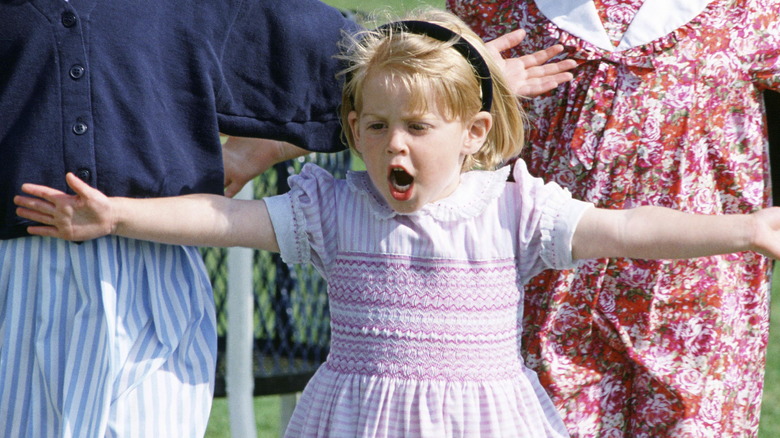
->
xmin=14 ymin=173 xmax=114 ymax=241
xmin=484 ymin=28 xmax=577 ymax=98
xmin=749 ymin=207 xmax=780 ymax=259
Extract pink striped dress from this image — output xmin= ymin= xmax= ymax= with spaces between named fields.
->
xmin=265 ymin=161 xmax=592 ymax=437
xmin=448 ymin=1 xmax=779 ymax=436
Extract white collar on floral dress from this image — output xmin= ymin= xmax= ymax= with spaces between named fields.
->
xmin=534 ymin=0 xmax=714 ymax=51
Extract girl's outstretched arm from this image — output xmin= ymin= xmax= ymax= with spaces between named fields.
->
xmin=572 ymin=205 xmax=780 ymax=261
xmin=14 ymin=172 xmax=280 ymax=252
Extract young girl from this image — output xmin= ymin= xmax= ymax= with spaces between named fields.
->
xmin=14 ymin=9 xmax=780 ymax=438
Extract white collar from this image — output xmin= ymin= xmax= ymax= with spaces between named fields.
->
xmin=346 ymin=166 xmax=511 ymax=221
xmin=534 ymin=0 xmax=714 ymax=51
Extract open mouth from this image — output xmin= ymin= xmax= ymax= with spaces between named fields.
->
xmin=388 ymin=167 xmax=414 ymax=201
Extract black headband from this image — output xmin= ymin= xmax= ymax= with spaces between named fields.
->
xmin=376 ymin=20 xmax=494 ymax=112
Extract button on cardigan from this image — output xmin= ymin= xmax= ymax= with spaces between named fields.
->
xmin=0 ymin=0 xmax=358 ymax=239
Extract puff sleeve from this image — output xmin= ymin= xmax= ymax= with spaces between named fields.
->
xmin=265 ymin=164 xmax=339 ymax=278
xmin=510 ymin=160 xmax=593 ymax=283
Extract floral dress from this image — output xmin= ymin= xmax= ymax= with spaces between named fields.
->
xmin=447 ymin=0 xmax=780 ymax=436
xmin=265 ymin=162 xmax=592 ymax=437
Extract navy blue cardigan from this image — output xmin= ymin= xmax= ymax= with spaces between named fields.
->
xmin=0 ymin=0 xmax=357 ymax=239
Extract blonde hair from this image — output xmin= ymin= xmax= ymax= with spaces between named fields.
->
xmin=338 ymin=8 xmax=525 ymax=171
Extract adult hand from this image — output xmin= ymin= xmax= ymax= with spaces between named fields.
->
xmin=222 ymin=136 xmax=309 ymax=197
xmin=484 ymin=28 xmax=577 ymax=97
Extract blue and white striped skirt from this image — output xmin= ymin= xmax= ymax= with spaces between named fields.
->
xmin=0 ymin=236 xmax=217 ymax=437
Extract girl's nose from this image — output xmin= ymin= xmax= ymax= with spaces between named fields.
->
xmin=385 ymin=129 xmax=409 ymax=155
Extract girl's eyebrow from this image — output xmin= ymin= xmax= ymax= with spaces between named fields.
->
xmin=362 ymin=113 xmax=437 ymax=122
xmin=358 ymin=112 xmax=386 ymax=120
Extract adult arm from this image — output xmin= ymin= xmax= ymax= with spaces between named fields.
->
xmin=216 ymin=0 xmax=358 ymax=152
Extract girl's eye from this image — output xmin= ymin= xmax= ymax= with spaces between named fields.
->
xmin=409 ymin=123 xmax=429 ymax=132
xmin=367 ymin=122 xmax=385 ymax=131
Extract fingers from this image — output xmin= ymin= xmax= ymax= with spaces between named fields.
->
xmin=65 ymin=172 xmax=93 ymax=197
xmin=520 ymin=71 xmax=574 ymax=92
xmin=15 ymin=203 xmax=53 ymax=225
xmin=518 ymin=44 xmax=568 ymax=67
xmin=224 ymin=180 xmax=242 ymax=198
xmin=492 ymin=38 xmax=578 ymax=98
xmin=15 ymin=180 xmax=75 ymax=221
xmin=14 ymin=191 xmax=55 ymax=217
xmin=20 ymin=173 xmax=95 ymax=202
xmin=514 ymin=52 xmax=576 ymax=97
xmin=24 ymin=225 xmax=61 ymax=238
xmin=14 ymin=179 xmax=74 ymax=231
xmin=13 ymin=190 xmax=68 ymax=232
xmin=485 ymin=28 xmax=527 ymax=54
xmin=524 ymin=59 xmax=578 ymax=79
xmin=19 ymin=182 xmax=67 ymax=203
xmin=515 ymin=81 xmax=559 ymax=98
xmin=14 ymin=175 xmax=108 ymax=242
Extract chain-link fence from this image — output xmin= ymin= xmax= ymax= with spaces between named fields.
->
xmin=204 ymin=150 xmax=351 ymax=397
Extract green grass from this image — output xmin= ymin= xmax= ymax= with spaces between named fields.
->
xmin=761 ymin=267 xmax=780 ymax=436
xmin=206 ymin=396 xmax=280 ymax=437
xmin=323 ymin=0 xmax=443 ymax=15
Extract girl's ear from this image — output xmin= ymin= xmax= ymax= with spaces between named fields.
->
xmin=347 ymin=111 xmax=362 ymax=153
xmin=462 ymin=111 xmax=492 ymax=155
